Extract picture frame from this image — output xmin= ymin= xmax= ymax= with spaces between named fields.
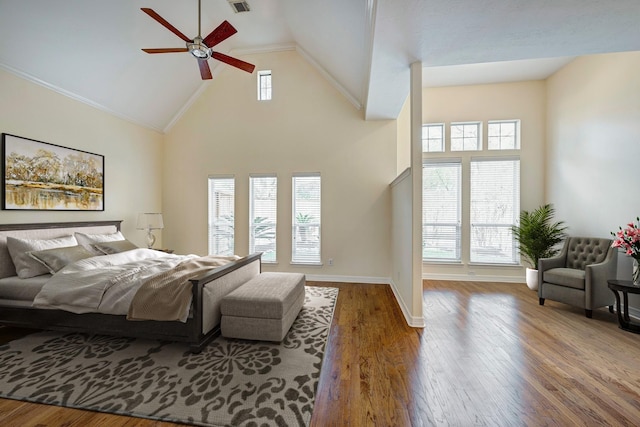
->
xmin=1 ymin=133 xmax=104 ymax=211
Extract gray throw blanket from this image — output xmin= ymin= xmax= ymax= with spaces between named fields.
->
xmin=127 ymin=255 xmax=240 ymax=322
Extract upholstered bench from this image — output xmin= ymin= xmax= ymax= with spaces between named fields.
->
xmin=220 ymin=272 xmax=305 ymax=341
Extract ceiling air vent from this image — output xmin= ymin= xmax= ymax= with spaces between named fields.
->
xmin=228 ymin=0 xmax=250 ymax=13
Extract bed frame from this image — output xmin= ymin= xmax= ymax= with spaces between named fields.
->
xmin=0 ymin=220 xmax=262 ymax=353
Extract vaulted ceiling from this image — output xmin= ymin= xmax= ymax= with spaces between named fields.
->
xmin=0 ymin=0 xmax=638 ymax=133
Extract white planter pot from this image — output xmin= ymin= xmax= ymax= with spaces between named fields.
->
xmin=526 ymin=268 xmax=539 ymax=291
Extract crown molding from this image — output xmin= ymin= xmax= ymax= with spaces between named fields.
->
xmin=0 ymin=61 xmax=164 ymax=133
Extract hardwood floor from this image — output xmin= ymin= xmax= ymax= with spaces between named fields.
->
xmin=1 ymin=280 xmax=640 ymax=426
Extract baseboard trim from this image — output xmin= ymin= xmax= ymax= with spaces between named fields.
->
xmin=305 ymin=274 xmax=390 ymax=284
xmin=389 ymin=279 xmax=426 ymax=328
xmin=423 ymin=273 xmax=526 ymax=284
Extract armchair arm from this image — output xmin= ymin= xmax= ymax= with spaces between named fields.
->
xmin=585 ymin=247 xmax=618 ymax=309
xmin=538 ymin=241 xmax=569 ymax=293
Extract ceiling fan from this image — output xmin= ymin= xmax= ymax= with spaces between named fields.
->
xmin=141 ymin=0 xmax=255 ymax=80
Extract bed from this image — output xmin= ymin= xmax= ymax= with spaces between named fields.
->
xmin=0 ymin=220 xmax=261 ymax=352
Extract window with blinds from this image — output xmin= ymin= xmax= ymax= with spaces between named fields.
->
xmin=423 ymin=161 xmax=462 ymax=261
xmin=470 ymin=157 xmax=520 ymax=264
xmin=257 ymin=70 xmax=272 ymax=101
xmin=292 ymin=173 xmax=321 ymax=264
xmin=208 ymin=176 xmax=235 ymax=256
xmin=250 ymin=175 xmax=277 ymax=263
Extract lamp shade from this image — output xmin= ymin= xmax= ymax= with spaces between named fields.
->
xmin=136 ymin=213 xmax=164 ymax=230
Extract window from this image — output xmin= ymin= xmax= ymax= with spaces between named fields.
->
xmin=451 ymin=122 xmax=481 ymax=151
xmin=422 ymin=124 xmax=445 ymax=152
xmin=208 ymin=176 xmax=235 ymax=255
xmin=470 ymin=157 xmax=520 ymax=264
xmin=250 ymin=175 xmax=277 ymax=262
xmin=292 ymin=173 xmax=321 ymax=264
xmin=488 ymin=120 xmax=520 ymax=150
xmin=257 ymin=70 xmax=272 ymax=101
xmin=422 ymin=161 xmax=462 ymax=261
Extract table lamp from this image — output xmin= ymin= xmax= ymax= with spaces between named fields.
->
xmin=136 ymin=213 xmax=164 ymax=249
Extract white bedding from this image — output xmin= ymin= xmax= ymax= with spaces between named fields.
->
xmin=32 ymin=248 xmax=198 ymax=315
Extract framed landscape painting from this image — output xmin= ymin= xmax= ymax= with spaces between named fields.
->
xmin=1 ymin=134 xmax=104 ymax=211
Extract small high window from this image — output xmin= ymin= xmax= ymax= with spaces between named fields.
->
xmin=258 ymin=70 xmax=272 ymax=101
xmin=422 ymin=123 xmax=445 ymax=152
xmin=488 ymin=120 xmax=520 ymax=150
xmin=451 ymin=122 xmax=481 ymax=151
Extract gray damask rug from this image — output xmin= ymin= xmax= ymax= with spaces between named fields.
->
xmin=0 ymin=286 xmax=338 ymax=427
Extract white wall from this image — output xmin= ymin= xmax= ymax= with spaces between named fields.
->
xmin=421 ymin=81 xmax=547 ymax=281
xmin=164 ymin=50 xmax=397 ymax=281
xmin=0 ymin=68 xmax=164 ymax=246
xmin=546 ymin=51 xmax=640 ymax=309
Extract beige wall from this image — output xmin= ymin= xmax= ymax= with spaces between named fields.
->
xmin=396 ymin=96 xmax=411 ymax=174
xmin=164 ymin=50 xmax=397 ymax=280
xmin=421 ymin=81 xmax=547 ymax=281
xmin=0 ymin=68 xmax=164 ymax=246
xmin=547 ymin=51 xmax=640 ymax=309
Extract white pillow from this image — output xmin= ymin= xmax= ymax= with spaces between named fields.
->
xmin=75 ymin=231 xmax=125 ymax=255
xmin=6 ymin=235 xmax=78 ymax=279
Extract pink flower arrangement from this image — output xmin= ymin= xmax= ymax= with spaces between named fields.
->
xmin=611 ymin=217 xmax=640 ymax=260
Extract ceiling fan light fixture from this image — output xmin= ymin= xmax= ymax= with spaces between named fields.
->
xmin=187 ymin=37 xmax=211 ymax=59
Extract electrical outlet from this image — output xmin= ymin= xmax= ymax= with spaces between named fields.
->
xmin=328 ymin=258 xmax=333 ymax=266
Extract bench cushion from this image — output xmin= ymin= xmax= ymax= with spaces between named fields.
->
xmin=221 ymin=272 xmax=305 ymax=319
xmin=221 ymin=272 xmax=305 ymax=341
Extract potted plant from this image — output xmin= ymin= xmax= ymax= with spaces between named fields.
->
xmin=512 ymin=204 xmax=567 ymax=290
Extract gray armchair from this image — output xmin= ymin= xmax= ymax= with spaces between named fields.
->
xmin=538 ymin=237 xmax=617 ymax=318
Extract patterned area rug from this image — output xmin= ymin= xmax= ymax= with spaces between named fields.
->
xmin=0 ymin=286 xmax=338 ymax=427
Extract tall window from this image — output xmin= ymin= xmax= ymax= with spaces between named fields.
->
xmin=250 ymin=175 xmax=277 ymax=262
xmin=257 ymin=70 xmax=272 ymax=101
xmin=292 ymin=173 xmax=321 ymax=264
xmin=470 ymin=158 xmax=520 ymax=264
xmin=451 ymin=122 xmax=481 ymax=151
xmin=423 ymin=161 xmax=462 ymax=261
xmin=208 ymin=176 xmax=235 ymax=255
xmin=488 ymin=120 xmax=520 ymax=150
xmin=422 ymin=123 xmax=445 ymax=152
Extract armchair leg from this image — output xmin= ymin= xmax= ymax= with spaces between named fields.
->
xmin=609 ymin=305 xmax=614 ymax=314
xmin=585 ymin=309 xmax=593 ymax=318
xmin=539 ymin=298 xmax=545 ymax=306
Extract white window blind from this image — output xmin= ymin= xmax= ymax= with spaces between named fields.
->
xmin=257 ymin=70 xmax=272 ymax=101
xmin=423 ymin=161 xmax=462 ymax=261
xmin=250 ymin=175 xmax=277 ymax=263
xmin=488 ymin=120 xmax=520 ymax=150
xmin=470 ymin=158 xmax=520 ymax=264
xmin=292 ymin=173 xmax=321 ymax=264
xmin=422 ymin=123 xmax=445 ymax=152
xmin=208 ymin=176 xmax=235 ymax=256
xmin=451 ymin=122 xmax=481 ymax=151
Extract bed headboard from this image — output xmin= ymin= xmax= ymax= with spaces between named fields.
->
xmin=0 ymin=220 xmax=122 ymax=279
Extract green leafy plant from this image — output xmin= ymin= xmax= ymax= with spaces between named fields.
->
xmin=295 ymin=213 xmax=314 ymax=224
xmin=512 ymin=204 xmax=567 ymax=269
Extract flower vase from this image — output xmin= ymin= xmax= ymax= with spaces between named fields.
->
xmin=634 ymin=258 xmax=640 ymax=286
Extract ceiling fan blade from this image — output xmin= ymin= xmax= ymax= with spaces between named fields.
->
xmin=198 ymin=59 xmax=213 ymax=80
xmin=203 ymin=20 xmax=237 ymax=48
xmin=142 ymin=48 xmax=189 ymax=54
xmin=141 ymin=8 xmax=191 ymax=43
xmin=211 ymin=52 xmax=255 ymax=73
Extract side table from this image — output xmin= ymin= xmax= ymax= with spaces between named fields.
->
xmin=608 ymin=279 xmax=640 ymax=334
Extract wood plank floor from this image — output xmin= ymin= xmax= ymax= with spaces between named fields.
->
xmin=1 ymin=280 xmax=640 ymax=426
